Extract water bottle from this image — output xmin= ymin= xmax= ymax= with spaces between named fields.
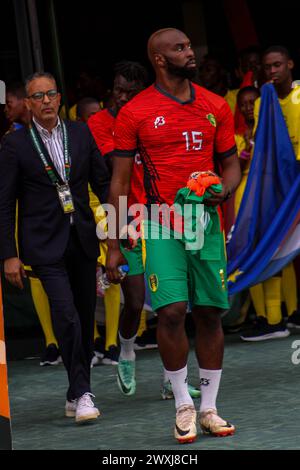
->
xmin=96 ymin=266 xmax=105 ymax=297
xmin=97 ymin=264 xmax=129 ymax=292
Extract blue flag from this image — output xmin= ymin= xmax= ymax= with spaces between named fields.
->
xmin=227 ymin=83 xmax=300 ymax=294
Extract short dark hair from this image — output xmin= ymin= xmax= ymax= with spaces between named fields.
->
xmin=76 ymin=97 xmax=99 ymax=118
xmin=6 ymin=81 xmax=26 ymax=99
xmin=25 ymin=72 xmax=57 ymax=94
xmin=114 ymin=61 xmax=149 ymax=86
xmin=262 ymin=45 xmax=291 ymax=60
xmin=237 ymin=86 xmax=260 ymax=102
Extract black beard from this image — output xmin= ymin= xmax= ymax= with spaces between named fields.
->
xmin=165 ymin=57 xmax=197 ymax=80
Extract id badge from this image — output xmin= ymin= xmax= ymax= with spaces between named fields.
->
xmin=56 ymin=184 xmax=75 ymax=213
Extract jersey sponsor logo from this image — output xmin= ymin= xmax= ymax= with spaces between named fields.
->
xmin=154 ymin=116 xmax=166 ymax=128
xmin=200 ymin=378 xmax=210 ymax=386
xmin=149 ymin=274 xmax=159 ymax=292
xmin=206 ymin=113 xmax=216 ymax=127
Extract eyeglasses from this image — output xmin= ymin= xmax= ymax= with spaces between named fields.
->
xmin=27 ymin=89 xmax=58 ymax=101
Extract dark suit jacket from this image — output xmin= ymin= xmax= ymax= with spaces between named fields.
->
xmin=0 ymin=120 xmax=110 ymax=265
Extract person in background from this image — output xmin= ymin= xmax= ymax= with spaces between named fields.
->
xmin=234 ymin=86 xmax=260 ymax=214
xmin=0 ymin=72 xmax=110 ymax=424
xmin=236 ymin=46 xmax=262 ymax=87
xmin=77 ymin=96 xmax=121 ymax=366
xmin=224 ymin=86 xmax=261 ymax=332
xmin=88 ymin=61 xmax=151 ymax=368
xmin=60 ymin=69 xmax=108 ymax=121
xmin=241 ymin=46 xmax=299 ymax=341
xmin=198 ymin=55 xmax=239 ymax=114
xmin=4 ymin=82 xmax=62 ymax=366
xmin=4 ymin=82 xmax=31 ymax=131
xmin=76 ymin=97 xmax=101 ymax=123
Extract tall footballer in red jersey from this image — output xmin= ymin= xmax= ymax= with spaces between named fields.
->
xmin=114 ymin=82 xmax=236 ymax=208
xmin=90 ymin=65 xmax=202 ymax=401
xmin=107 ymin=29 xmax=241 ymax=443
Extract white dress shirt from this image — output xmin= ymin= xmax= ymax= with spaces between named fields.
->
xmin=33 ymin=117 xmax=66 ymax=181
xmin=33 ymin=117 xmax=74 ymax=223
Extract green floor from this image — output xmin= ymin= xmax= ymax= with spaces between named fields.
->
xmin=8 ymin=332 xmax=300 ymax=450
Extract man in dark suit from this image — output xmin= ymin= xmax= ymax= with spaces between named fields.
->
xmin=0 ymin=72 xmax=110 ymax=424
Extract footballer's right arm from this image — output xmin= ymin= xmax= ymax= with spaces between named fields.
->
xmin=106 ymin=156 xmax=134 ymax=282
xmin=106 ymin=105 xmax=138 ymax=282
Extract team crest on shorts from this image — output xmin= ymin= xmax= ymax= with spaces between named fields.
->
xmin=206 ymin=113 xmax=216 ymax=127
xmin=149 ymin=274 xmax=159 ymax=292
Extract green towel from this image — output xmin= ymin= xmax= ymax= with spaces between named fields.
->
xmin=174 ymin=184 xmax=222 ymax=255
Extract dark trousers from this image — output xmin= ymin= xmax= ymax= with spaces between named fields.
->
xmin=32 ymin=227 xmax=97 ymax=400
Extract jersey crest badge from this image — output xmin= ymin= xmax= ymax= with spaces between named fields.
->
xmin=206 ymin=113 xmax=216 ymax=127
xmin=149 ymin=274 xmax=159 ymax=292
xmin=154 ymin=116 xmax=166 ymax=128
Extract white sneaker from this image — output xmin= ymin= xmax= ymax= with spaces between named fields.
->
xmin=75 ymin=393 xmax=100 ymax=424
xmin=65 ymin=399 xmax=77 ymax=417
xmin=91 ymin=354 xmax=102 ymax=368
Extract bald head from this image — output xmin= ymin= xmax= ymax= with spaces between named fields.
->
xmin=147 ymin=28 xmax=188 ymax=65
xmin=147 ymin=28 xmax=197 ymax=80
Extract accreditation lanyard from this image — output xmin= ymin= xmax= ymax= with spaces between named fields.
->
xmin=29 ymin=121 xmax=75 ymax=214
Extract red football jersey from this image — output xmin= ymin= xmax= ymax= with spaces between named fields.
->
xmin=88 ymin=108 xmax=115 ymax=157
xmin=88 ymin=108 xmax=145 ymax=206
xmin=114 ymin=83 xmax=237 ymax=207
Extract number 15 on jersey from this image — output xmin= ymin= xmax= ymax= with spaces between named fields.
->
xmin=182 ymin=131 xmax=203 ymax=151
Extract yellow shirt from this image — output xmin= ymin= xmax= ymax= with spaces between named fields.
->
xmin=89 ymin=185 xmax=100 ymax=213
xmin=88 ymin=186 xmax=108 ymax=266
xmin=235 ymin=134 xmax=251 ymax=175
xmin=224 ymin=89 xmax=239 ymax=114
xmin=59 ymin=104 xmax=78 ymax=121
xmin=254 ymin=85 xmax=300 ymax=160
xmin=59 ymin=101 xmax=104 ymax=121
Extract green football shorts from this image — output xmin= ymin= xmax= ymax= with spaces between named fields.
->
xmin=144 ymin=220 xmax=229 ymax=312
xmin=121 ymin=238 xmax=144 ymax=277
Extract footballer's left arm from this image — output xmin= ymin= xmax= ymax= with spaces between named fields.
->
xmin=206 ymin=153 xmax=241 ymax=206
